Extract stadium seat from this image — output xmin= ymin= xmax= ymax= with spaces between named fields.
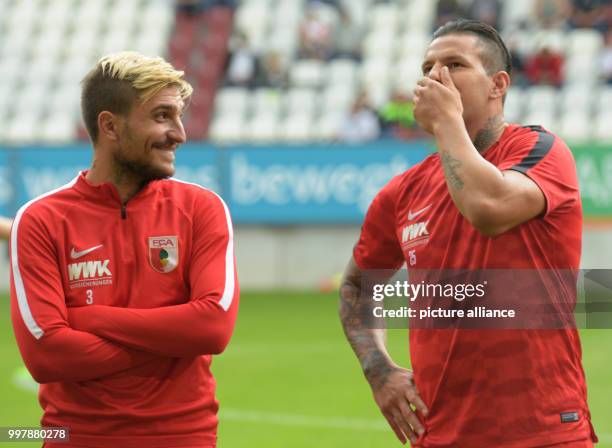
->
xmin=244 ymin=114 xmax=281 ymax=143
xmin=281 ymin=112 xmax=314 ymax=142
xmin=369 ymin=3 xmax=399 ymax=33
xmin=251 ymin=88 xmax=284 ymax=117
xmin=568 ymin=29 xmax=603 ymax=57
xmin=290 ymin=60 xmax=325 ymax=88
xmin=215 ymin=88 xmax=250 ymax=119
xmin=593 ymin=112 xmax=612 ymax=141
xmin=532 ymin=29 xmax=566 ymax=53
xmin=394 ymin=55 xmax=423 ymax=93
xmin=595 ymin=87 xmax=612 ymax=114
xmin=285 ymin=88 xmax=318 ymax=117
xmin=5 ymin=112 xmax=40 ymax=144
xmin=327 ymin=59 xmax=358 ymax=88
xmin=560 ymin=86 xmax=593 ymax=115
xmin=500 ymin=0 xmax=533 ymax=29
xmin=525 ymin=86 xmax=558 ymax=117
xmin=209 ymin=114 xmax=245 ymax=143
xmin=558 ymin=111 xmax=592 ymax=142
xmin=361 ymin=57 xmax=391 ymax=90
xmin=504 ymin=87 xmax=525 ymax=124
xmin=235 ymin=2 xmax=268 ymax=52
xmin=362 ymin=29 xmax=396 ymax=61
xmin=565 ymin=53 xmax=598 ymax=87
xmin=313 ymin=111 xmax=345 ymax=141
xmin=397 ymin=31 xmax=430 ymax=59
xmin=523 ymin=110 xmax=557 ymax=132
xmin=40 ymin=115 xmax=77 ymax=143
xmin=403 ymin=0 xmax=436 ymax=33
xmin=321 ymin=84 xmax=355 ymax=114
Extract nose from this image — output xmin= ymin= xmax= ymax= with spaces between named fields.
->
xmin=170 ymin=119 xmax=187 ymax=145
xmin=426 ymin=63 xmax=442 ymax=82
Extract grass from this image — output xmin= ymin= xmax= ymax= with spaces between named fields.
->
xmin=0 ymin=291 xmax=610 ymax=447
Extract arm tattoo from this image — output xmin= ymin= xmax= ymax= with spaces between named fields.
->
xmin=339 ymin=268 xmax=391 ymax=391
xmin=440 ymin=151 xmax=464 ymax=190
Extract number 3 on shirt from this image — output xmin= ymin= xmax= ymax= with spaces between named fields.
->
xmin=86 ymin=289 xmax=94 ymax=305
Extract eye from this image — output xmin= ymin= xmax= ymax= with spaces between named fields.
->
xmin=448 ymin=62 xmax=463 ymax=69
xmin=156 ymin=112 xmax=169 ymax=121
xmin=422 ymin=66 xmax=432 ymax=75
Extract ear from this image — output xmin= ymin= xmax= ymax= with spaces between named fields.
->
xmin=490 ymin=71 xmax=510 ymax=101
xmin=98 ymin=111 xmax=121 ymax=142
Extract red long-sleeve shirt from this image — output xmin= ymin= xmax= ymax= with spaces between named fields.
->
xmin=10 ymin=172 xmax=239 ymax=448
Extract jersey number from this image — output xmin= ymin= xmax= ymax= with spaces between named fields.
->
xmin=86 ymin=289 xmax=94 ymax=305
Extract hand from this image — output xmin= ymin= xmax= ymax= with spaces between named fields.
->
xmin=413 ymin=66 xmax=463 ymax=134
xmin=370 ymin=365 xmax=428 ymax=445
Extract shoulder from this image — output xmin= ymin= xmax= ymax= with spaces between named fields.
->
xmin=161 ymin=178 xmax=232 ymax=225
xmin=504 ymin=124 xmax=574 ymax=172
xmin=14 ymin=176 xmax=81 ymax=231
xmin=161 ymin=178 xmax=228 ymax=207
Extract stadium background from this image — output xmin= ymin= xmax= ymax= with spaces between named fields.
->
xmin=0 ymin=0 xmax=611 ymax=446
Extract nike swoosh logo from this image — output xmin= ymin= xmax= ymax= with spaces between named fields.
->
xmin=70 ymin=244 xmax=103 ymax=259
xmin=408 ymin=205 xmax=432 ymax=221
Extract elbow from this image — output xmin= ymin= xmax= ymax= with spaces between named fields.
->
xmin=208 ymin=331 xmax=232 ymax=355
xmin=464 ymin=200 xmax=507 ymax=238
xmin=205 ymin=324 xmax=234 ymax=355
xmin=25 ymin=360 xmax=59 ymax=384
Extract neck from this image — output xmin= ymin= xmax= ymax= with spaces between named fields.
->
xmin=86 ymin=155 xmax=144 ymax=204
xmin=471 ymin=115 xmax=507 ymax=153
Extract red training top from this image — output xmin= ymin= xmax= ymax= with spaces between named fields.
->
xmin=10 ymin=172 xmax=239 ymax=448
xmin=354 ymin=124 xmax=597 ymax=447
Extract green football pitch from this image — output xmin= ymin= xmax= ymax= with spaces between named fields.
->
xmin=0 ymin=291 xmax=610 ymax=448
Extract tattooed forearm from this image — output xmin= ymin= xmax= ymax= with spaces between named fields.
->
xmin=441 ymin=151 xmax=464 ymax=190
xmin=339 ymin=265 xmax=392 ymax=390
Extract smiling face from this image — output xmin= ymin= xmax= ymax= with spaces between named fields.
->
xmin=420 ymin=33 xmax=507 ymax=131
xmin=112 ymin=85 xmax=186 ymax=182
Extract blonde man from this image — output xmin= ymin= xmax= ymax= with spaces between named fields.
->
xmin=10 ymin=52 xmax=239 ymax=448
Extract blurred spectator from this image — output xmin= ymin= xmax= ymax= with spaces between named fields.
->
xmin=600 ymin=29 xmax=612 ymax=84
xmin=534 ymin=0 xmax=571 ymax=28
xmin=525 ymin=46 xmax=564 ymax=87
xmin=176 ymin=0 xmax=204 ymax=15
xmin=379 ymin=91 xmax=424 ymax=140
xmin=507 ymin=39 xmax=528 ymax=87
xmin=307 ymin=0 xmax=341 ymax=10
xmin=257 ymin=52 xmax=288 ymax=89
xmin=333 ymin=9 xmax=362 ymax=60
xmin=299 ymin=7 xmax=334 ymax=60
xmin=176 ymin=0 xmax=236 ymax=14
xmin=338 ymin=93 xmax=380 ymax=143
xmin=568 ymin=0 xmax=610 ymax=31
xmin=435 ymin=0 xmax=463 ymax=29
xmin=225 ymin=31 xmax=259 ymax=88
xmin=464 ymin=0 xmax=501 ymax=28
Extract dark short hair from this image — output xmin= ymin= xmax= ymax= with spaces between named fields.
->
xmin=432 ymin=19 xmax=512 ymax=76
xmin=81 ymin=70 xmax=138 ymax=143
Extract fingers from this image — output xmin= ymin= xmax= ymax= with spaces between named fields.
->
xmin=383 ymin=412 xmax=407 ymax=445
xmin=406 ymin=388 xmax=429 ymax=417
xmin=440 ymin=66 xmax=455 ymax=88
xmin=396 ymin=401 xmax=421 ymax=444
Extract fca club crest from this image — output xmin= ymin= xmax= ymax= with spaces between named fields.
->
xmin=148 ymin=236 xmax=179 ymax=273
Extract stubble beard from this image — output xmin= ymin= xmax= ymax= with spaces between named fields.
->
xmin=112 ymin=126 xmax=174 ymax=187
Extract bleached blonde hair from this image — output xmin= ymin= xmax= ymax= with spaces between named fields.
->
xmin=81 ymin=52 xmax=193 ymax=142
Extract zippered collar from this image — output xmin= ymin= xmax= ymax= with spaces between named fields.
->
xmin=72 ymin=170 xmax=161 ymax=207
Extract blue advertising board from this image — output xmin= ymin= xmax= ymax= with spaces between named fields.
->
xmin=0 ymin=142 xmax=432 ymax=223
